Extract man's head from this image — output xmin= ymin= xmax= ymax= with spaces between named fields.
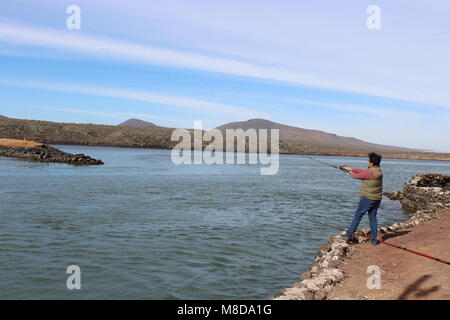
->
xmin=368 ymin=152 xmax=382 ymax=166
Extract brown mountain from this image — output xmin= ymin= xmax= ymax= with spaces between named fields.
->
xmin=1 ymin=116 xmax=447 ymax=160
xmin=216 ymin=118 xmax=419 ymax=153
xmin=0 ymin=116 xmax=175 ymax=149
xmin=119 ymin=118 xmax=157 ymax=128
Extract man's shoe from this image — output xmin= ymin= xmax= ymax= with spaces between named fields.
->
xmin=371 ymin=239 xmax=379 ymax=245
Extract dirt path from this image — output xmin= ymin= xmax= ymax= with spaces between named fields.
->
xmin=328 ymin=209 xmax=450 ymax=300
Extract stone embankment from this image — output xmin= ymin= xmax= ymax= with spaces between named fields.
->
xmin=0 ymin=138 xmax=103 ymax=165
xmin=273 ymin=235 xmax=351 ymax=300
xmin=274 ymin=173 xmax=450 ymax=300
xmin=384 ymin=173 xmax=450 ymax=212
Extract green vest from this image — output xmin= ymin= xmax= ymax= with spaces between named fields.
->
xmin=360 ymin=167 xmax=383 ymax=200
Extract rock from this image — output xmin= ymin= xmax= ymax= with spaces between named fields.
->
xmin=359 ymin=227 xmax=370 ymax=236
xmin=303 ymin=290 xmax=315 ymax=300
xmin=383 ymin=190 xmax=402 ymax=200
xmin=273 ymin=287 xmax=314 ymax=300
xmin=400 ymin=173 xmax=450 ymax=212
xmin=327 ymin=260 xmax=340 ymax=268
xmin=274 ymin=288 xmax=287 ymax=297
xmin=313 ymin=290 xmax=327 ymax=300
xmin=300 ymin=271 xmax=312 ymax=280
xmin=0 ymin=145 xmax=103 ymax=166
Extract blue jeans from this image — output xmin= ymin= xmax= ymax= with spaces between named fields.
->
xmin=346 ymin=197 xmax=381 ymax=240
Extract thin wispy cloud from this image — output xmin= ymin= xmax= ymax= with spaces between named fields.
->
xmin=276 ymin=98 xmax=422 ymax=120
xmin=0 ymin=79 xmax=266 ymax=118
xmin=1 ymin=22 xmax=449 ymax=109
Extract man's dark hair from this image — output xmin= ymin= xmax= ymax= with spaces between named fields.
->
xmin=368 ymin=152 xmax=382 ymax=166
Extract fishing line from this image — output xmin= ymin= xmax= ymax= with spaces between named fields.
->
xmin=300 ymin=156 xmax=345 ymax=170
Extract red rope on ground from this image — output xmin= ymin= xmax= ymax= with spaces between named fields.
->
xmin=311 ymin=220 xmax=450 ymax=266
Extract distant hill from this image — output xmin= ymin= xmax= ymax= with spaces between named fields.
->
xmin=119 ymin=118 xmax=157 ymax=128
xmin=0 ymin=116 xmax=175 ymax=149
xmin=217 ymin=118 xmax=418 ymax=153
xmin=1 ymin=116 xmax=448 ymax=160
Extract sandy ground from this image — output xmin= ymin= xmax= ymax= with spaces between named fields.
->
xmin=0 ymin=138 xmax=44 ymax=148
xmin=328 ymin=209 xmax=450 ymax=300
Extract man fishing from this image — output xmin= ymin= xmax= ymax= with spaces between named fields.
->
xmin=304 ymin=155 xmax=449 ymax=265
xmin=341 ymin=152 xmax=383 ymax=245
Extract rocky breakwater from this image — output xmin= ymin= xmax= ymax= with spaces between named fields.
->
xmin=384 ymin=173 xmax=450 ymax=213
xmin=0 ymin=138 xmax=103 ymax=165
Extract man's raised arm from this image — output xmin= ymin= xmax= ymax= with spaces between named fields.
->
xmin=341 ymin=167 xmax=373 ymax=180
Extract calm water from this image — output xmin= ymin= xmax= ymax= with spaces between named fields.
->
xmin=1 ymin=146 xmax=449 ymax=299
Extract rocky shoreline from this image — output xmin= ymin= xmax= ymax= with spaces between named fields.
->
xmin=0 ymin=143 xmax=104 ymax=165
xmin=274 ymin=173 xmax=450 ymax=300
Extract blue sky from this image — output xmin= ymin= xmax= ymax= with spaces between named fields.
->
xmin=0 ymin=0 xmax=449 ymax=151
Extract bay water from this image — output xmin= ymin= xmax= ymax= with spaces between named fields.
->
xmin=1 ymin=146 xmax=449 ymax=299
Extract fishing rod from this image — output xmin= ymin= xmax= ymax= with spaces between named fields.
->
xmin=309 ymin=219 xmax=450 ymax=266
xmin=293 ymin=158 xmax=449 ymax=265
xmin=302 ymin=156 xmax=346 ymax=171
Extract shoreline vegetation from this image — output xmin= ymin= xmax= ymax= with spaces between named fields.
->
xmin=1 ymin=116 xmax=450 ymax=161
xmin=274 ymin=173 xmax=450 ymax=300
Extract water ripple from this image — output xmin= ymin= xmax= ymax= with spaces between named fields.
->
xmin=1 ymin=147 xmax=447 ymax=299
